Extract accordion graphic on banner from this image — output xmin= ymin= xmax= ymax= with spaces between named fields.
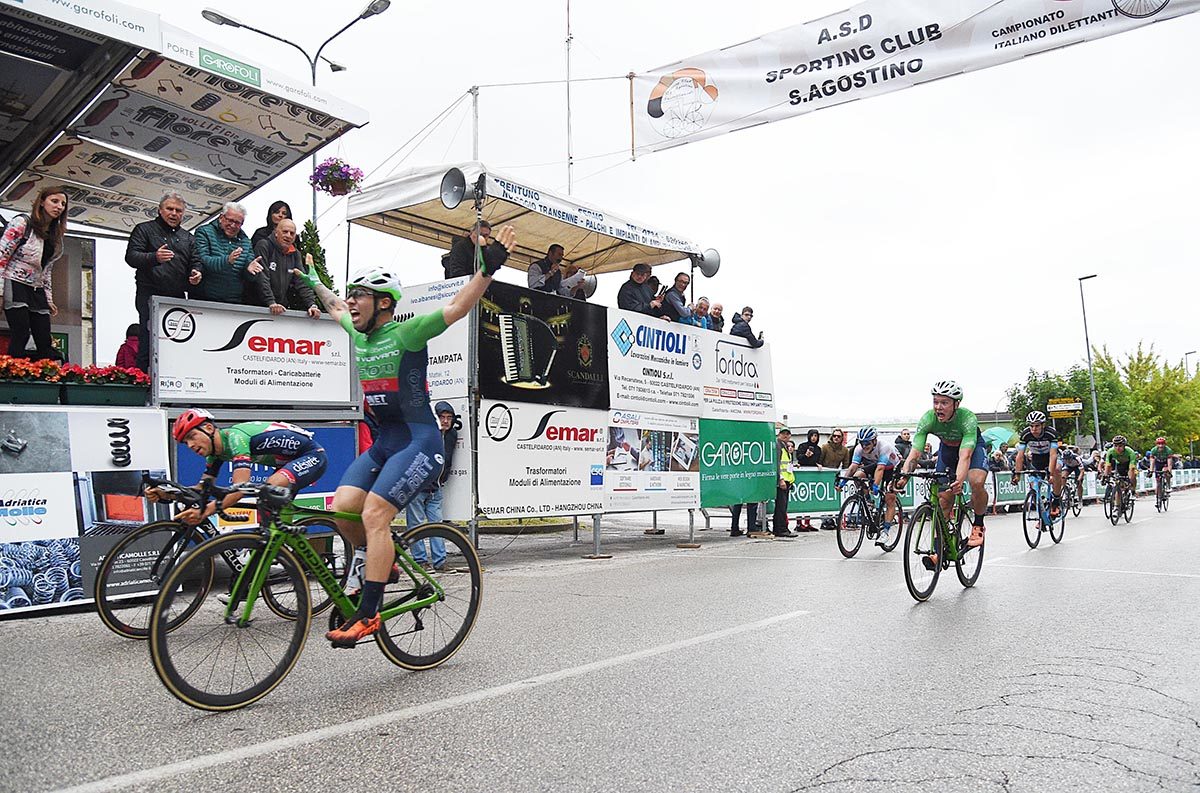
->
xmin=499 ymin=314 xmax=558 ymax=388
xmin=478 ymin=281 xmax=610 ymax=409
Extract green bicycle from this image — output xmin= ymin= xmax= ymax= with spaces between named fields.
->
xmin=148 ymin=482 xmax=482 ymax=711
xmin=899 ymin=470 xmax=984 ymax=602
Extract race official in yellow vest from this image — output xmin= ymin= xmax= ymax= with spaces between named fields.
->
xmin=773 ymin=426 xmax=798 ymax=537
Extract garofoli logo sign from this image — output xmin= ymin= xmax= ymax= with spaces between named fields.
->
xmin=700 ymin=440 xmax=769 ymax=468
xmin=200 ymin=48 xmax=262 ymax=87
xmin=205 ymin=319 xmax=329 ymax=355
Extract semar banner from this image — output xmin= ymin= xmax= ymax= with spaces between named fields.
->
xmin=633 ymin=0 xmax=1200 ymax=154
xmin=698 ymin=418 xmax=776 ymax=508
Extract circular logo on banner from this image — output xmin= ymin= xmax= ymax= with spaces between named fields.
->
xmin=161 ymin=307 xmax=196 ymax=343
xmin=484 ymin=403 xmax=513 ymax=442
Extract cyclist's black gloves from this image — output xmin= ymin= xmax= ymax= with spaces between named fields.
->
xmin=480 ymin=243 xmax=508 ymax=277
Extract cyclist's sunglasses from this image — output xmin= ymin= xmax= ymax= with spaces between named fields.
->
xmin=346 ymin=288 xmax=376 ymax=300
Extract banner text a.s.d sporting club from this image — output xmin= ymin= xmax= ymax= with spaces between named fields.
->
xmin=633 ymin=0 xmax=1200 ymax=154
xmin=152 ymin=298 xmax=356 ymax=408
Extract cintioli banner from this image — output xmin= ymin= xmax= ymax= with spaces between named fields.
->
xmin=633 ymin=0 xmax=1199 ymax=153
xmin=698 ymin=419 xmax=777 ymax=508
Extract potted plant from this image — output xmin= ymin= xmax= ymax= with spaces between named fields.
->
xmin=0 ymin=355 xmax=63 ymax=403
xmin=309 ymin=157 xmax=365 ymax=197
xmin=59 ymin=363 xmax=150 ymax=406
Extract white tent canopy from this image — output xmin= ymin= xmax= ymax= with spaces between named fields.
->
xmin=347 ymin=161 xmax=705 ymax=274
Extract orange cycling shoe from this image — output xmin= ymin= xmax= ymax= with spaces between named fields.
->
xmin=326 ymin=613 xmax=381 ymax=647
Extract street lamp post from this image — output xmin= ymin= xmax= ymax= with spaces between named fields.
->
xmin=1185 ymin=350 xmax=1196 ymax=375
xmin=1079 ymin=274 xmax=1102 ymax=450
xmin=202 ymin=1 xmax=391 ymax=224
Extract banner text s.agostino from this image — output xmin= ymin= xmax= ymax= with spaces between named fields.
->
xmin=152 ymin=299 xmax=356 ymax=407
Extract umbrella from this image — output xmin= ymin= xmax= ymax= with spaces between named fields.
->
xmin=982 ymin=426 xmax=1017 ymax=453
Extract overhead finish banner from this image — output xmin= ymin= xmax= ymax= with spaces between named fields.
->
xmin=633 ymin=0 xmax=1199 ymax=153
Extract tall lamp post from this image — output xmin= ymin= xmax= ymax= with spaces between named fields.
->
xmin=202 ymin=1 xmax=391 ymax=224
xmin=1185 ymin=350 xmax=1196 ymax=375
xmin=1078 ymin=274 xmax=1102 ymax=450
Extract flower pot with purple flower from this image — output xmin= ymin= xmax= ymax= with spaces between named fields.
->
xmin=310 ymin=158 xmax=365 ymax=197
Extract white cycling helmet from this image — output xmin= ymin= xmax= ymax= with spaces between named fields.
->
xmin=1026 ymin=410 xmax=1047 ymax=424
xmin=856 ymin=426 xmax=878 ymax=444
xmin=931 ymin=379 xmax=963 ymax=401
xmin=348 ymin=266 xmax=403 ymax=304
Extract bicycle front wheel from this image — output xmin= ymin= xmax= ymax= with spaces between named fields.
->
xmin=1049 ymin=494 xmax=1066 ymax=544
xmin=94 ymin=520 xmax=213 ymax=640
xmin=1109 ymin=486 xmax=1122 ymax=526
xmin=1123 ymin=486 xmax=1135 ymax=523
xmin=836 ymin=495 xmax=866 ymax=558
xmin=149 ymin=534 xmax=310 ymax=712
xmin=376 ymin=523 xmax=482 ymax=670
xmin=903 ymin=504 xmax=942 ymax=602
xmin=1103 ymin=484 xmax=1114 ymax=520
xmin=1022 ymin=491 xmax=1041 ymax=549
xmin=955 ymin=509 xmax=984 ymax=588
xmin=1070 ymin=484 xmax=1082 ymax=517
xmin=1162 ymin=479 xmax=1170 ymax=512
xmin=261 ymin=516 xmax=352 ymax=618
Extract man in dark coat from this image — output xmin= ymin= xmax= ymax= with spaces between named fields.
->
xmin=617 ymin=263 xmax=655 ymax=315
xmin=793 ymin=429 xmax=824 ymax=531
xmin=250 ymin=218 xmax=320 ymax=317
xmin=124 ymin=192 xmax=201 ymax=372
xmin=443 ymin=221 xmax=508 ymax=279
xmin=729 ymin=306 xmax=764 ymax=348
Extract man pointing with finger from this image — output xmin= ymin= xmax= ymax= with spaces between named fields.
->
xmin=193 ymin=201 xmax=256 ymax=305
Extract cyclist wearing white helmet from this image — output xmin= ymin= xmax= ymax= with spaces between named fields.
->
xmin=899 ymin=380 xmax=989 ymax=558
xmin=294 ymin=224 xmax=516 ymax=646
xmin=840 ymin=426 xmax=902 ymax=547
xmin=1011 ymin=410 xmax=1063 ymax=516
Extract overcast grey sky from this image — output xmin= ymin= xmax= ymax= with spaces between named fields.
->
xmin=93 ymin=0 xmax=1198 ymax=424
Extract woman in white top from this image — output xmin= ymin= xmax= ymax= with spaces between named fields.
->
xmin=0 ymin=185 xmax=66 ymax=359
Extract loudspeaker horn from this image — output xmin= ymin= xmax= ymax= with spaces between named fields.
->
xmin=439 ymin=168 xmax=467 ymax=209
xmin=692 ymin=248 xmax=720 ymax=278
xmin=579 ymin=273 xmax=598 ymax=299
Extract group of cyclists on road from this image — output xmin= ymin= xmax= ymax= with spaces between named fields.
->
xmin=147 ymin=223 xmax=1181 ymax=645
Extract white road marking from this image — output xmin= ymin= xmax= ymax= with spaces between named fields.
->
xmin=990 ymin=562 xmax=1200 ymax=580
xmin=51 ymin=609 xmax=811 ymax=793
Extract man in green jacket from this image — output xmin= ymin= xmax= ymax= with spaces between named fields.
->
xmin=192 ymin=201 xmax=257 ymax=304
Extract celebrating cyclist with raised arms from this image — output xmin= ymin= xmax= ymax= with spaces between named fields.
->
xmin=153 ymin=409 xmax=328 ymax=524
xmin=294 ymin=225 xmax=515 ymax=646
xmin=899 ymin=380 xmax=990 ymax=558
xmin=1011 ymin=410 xmax=1062 ymax=516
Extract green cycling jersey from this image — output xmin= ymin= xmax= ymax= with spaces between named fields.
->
xmin=338 ymin=310 xmax=448 ymax=425
xmin=1147 ymin=445 xmax=1173 ymax=462
xmin=913 ymin=406 xmax=979 ymax=452
xmin=1104 ymin=446 xmax=1137 ymax=467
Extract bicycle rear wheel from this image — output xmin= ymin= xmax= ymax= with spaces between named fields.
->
xmin=150 ymin=534 xmax=310 ymax=712
xmin=881 ymin=500 xmax=905 ymax=553
xmin=1022 ymin=491 xmax=1041 ymax=549
xmin=93 ymin=520 xmax=213 ymax=640
xmin=903 ymin=504 xmax=941 ymax=602
xmin=955 ymin=509 xmax=984 ymax=588
xmin=375 ymin=523 xmax=482 ymax=670
xmin=261 ymin=516 xmax=352 ymax=618
xmin=836 ymin=495 xmax=866 ymax=558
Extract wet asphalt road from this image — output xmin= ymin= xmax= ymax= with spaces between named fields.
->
xmin=2 ymin=491 xmax=1197 ymax=793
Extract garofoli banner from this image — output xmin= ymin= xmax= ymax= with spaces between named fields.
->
xmin=152 ymin=298 xmax=357 ymax=408
xmin=698 ymin=418 xmax=777 ymax=508
xmin=633 ymin=0 xmax=1199 ymax=153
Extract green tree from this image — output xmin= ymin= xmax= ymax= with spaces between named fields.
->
xmin=297 ymin=220 xmax=338 ymax=311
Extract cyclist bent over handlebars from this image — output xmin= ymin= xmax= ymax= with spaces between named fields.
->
xmin=294 ymin=226 xmax=515 ymax=645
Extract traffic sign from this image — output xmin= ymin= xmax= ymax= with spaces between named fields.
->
xmin=1047 ymin=397 xmax=1083 ymax=418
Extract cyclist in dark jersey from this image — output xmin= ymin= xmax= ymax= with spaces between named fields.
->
xmin=152 ymin=408 xmax=328 ymax=525
xmin=295 ymin=225 xmax=515 ymax=645
xmin=1011 ymin=410 xmax=1062 ymax=515
xmin=898 ymin=379 xmax=989 ymax=560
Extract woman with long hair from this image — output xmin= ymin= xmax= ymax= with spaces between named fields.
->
xmin=0 ymin=185 xmax=67 ymax=359
xmin=250 ymin=200 xmax=293 ymax=248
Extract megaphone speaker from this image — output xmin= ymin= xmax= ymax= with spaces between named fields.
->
xmin=580 ymin=273 xmax=598 ymax=299
xmin=440 ymin=167 xmax=467 ymax=210
xmin=694 ymin=248 xmax=721 ymax=278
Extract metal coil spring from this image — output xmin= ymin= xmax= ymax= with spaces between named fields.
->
xmin=46 ymin=566 xmax=69 ymax=595
xmin=108 ymin=418 xmax=132 ymax=467
xmin=32 ymin=573 xmax=55 ymax=605
xmin=3 ymin=587 xmax=32 ymax=610
xmin=71 ymin=560 xmax=81 ymax=581
xmin=60 ymin=587 xmax=84 ymax=602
